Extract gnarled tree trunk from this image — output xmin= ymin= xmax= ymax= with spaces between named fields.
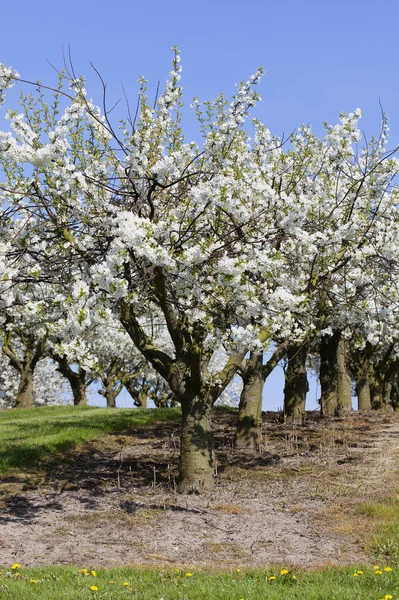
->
xmin=98 ymin=363 xmax=124 ymax=408
xmin=120 ymin=291 xmax=249 ymax=492
xmin=235 ymin=345 xmax=287 ymax=450
xmin=348 ymin=342 xmax=372 ymax=410
xmin=369 ymin=363 xmax=384 ymax=410
xmin=16 ymin=368 xmax=34 ymax=408
xmin=99 ymin=373 xmax=122 ymax=408
xmin=236 ymin=351 xmax=263 ymax=449
xmin=319 ymin=330 xmax=352 ymax=415
xmin=125 ymin=380 xmax=148 ymax=408
xmin=2 ymin=333 xmax=46 ymax=408
xmin=356 ymin=375 xmax=371 ymax=410
xmin=52 ymin=355 xmax=89 ymax=406
xmin=179 ymin=393 xmax=214 ymax=492
xmin=336 ymin=336 xmax=352 ymax=414
xmin=354 ymin=360 xmax=371 ymax=411
xmin=70 ymin=373 xmax=88 ymax=406
xmin=382 ymin=381 xmax=393 ymax=412
xmin=319 ymin=331 xmax=340 ymax=415
xmin=284 ymin=343 xmax=308 ymax=423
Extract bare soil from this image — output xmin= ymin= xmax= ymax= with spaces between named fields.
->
xmin=0 ymin=409 xmax=398 ymax=569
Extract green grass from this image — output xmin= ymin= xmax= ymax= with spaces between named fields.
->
xmin=355 ymin=497 xmax=399 ymax=563
xmin=0 ymin=405 xmax=181 ymax=473
xmin=0 ymin=565 xmax=398 ymax=600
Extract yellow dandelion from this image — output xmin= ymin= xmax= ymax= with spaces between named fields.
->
xmin=11 ymin=564 xmax=21 ymax=570
xmin=385 ymin=567 xmax=393 ymax=572
xmin=173 ymin=569 xmax=180 ymax=573
xmin=91 ymin=570 xmax=97 ymax=577
xmin=29 ymin=579 xmax=38 ymax=584
xmin=353 ymin=573 xmax=359 ymax=577
xmin=375 ymin=570 xmax=383 ymax=575
xmin=123 ymin=582 xmax=130 ymax=586
xmin=89 ymin=585 xmax=99 ymax=591
xmin=13 ymin=573 xmax=20 ymax=578
xmin=292 ymin=575 xmax=297 ymax=580
xmin=269 ymin=576 xmax=276 ymax=581
xmin=357 ymin=570 xmax=363 ymax=575
xmin=384 ymin=595 xmax=393 ymax=600
xmin=185 ymin=572 xmax=193 ymax=577
xmin=280 ymin=569 xmax=289 ymax=575
xmin=374 ymin=565 xmax=380 ymax=569
xmin=236 ymin=568 xmax=241 ymax=573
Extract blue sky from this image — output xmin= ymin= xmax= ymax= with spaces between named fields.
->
xmin=2 ymin=0 xmax=395 ymax=409
xmin=3 ymin=0 xmax=399 ymax=141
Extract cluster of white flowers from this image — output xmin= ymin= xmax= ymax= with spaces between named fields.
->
xmin=1 ymin=51 xmax=399 ymax=418
xmin=0 ymin=63 xmax=19 ymax=106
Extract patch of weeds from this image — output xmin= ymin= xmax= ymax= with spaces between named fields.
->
xmin=353 ymin=497 xmax=399 ymax=562
xmin=202 ymin=541 xmax=250 ymax=558
xmin=66 ymin=507 xmax=163 ymax=530
xmin=211 ymin=503 xmax=243 ymax=514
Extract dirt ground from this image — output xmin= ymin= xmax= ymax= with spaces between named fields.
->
xmin=0 ymin=409 xmax=398 ymax=569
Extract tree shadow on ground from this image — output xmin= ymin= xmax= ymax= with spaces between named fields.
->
xmin=0 ymin=409 xmax=388 ymax=527
xmin=0 ymin=494 xmax=63 ymax=524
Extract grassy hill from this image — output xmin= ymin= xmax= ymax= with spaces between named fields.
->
xmin=0 ymin=405 xmax=180 ymax=472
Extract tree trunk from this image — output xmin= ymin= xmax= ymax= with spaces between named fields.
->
xmin=52 ymin=355 xmax=89 ymax=406
xmin=2 ymin=334 xmax=46 ymax=409
xmin=179 ymin=394 xmax=214 ymax=492
xmin=319 ymin=331 xmax=340 ymax=415
xmin=15 ymin=367 xmax=34 ymax=408
xmin=236 ymin=351 xmax=263 ymax=449
xmin=138 ymin=393 xmax=148 ymax=408
xmin=336 ymin=336 xmax=352 ymax=414
xmin=371 ymin=384 xmax=383 ymax=409
xmin=125 ymin=380 xmax=148 ymax=407
xmin=70 ymin=373 xmax=88 ymax=406
xmin=382 ymin=381 xmax=393 ymax=412
xmin=119 ymin=281 xmax=249 ymax=493
xmin=354 ymin=357 xmax=371 ymax=410
xmin=105 ymin=384 xmax=117 ymax=408
xmin=368 ymin=363 xmax=384 ymax=410
xmin=391 ymin=382 xmax=399 ymax=412
xmin=356 ymin=376 xmax=371 ymax=410
xmin=99 ymin=375 xmax=120 ymax=408
xmin=284 ymin=344 xmax=308 ymax=423
xmin=320 ymin=331 xmax=353 ymax=415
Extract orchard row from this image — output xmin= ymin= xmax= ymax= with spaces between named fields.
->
xmin=0 ymin=50 xmax=398 ymax=489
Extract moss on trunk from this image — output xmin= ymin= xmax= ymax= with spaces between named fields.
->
xmin=356 ymin=376 xmax=371 ymax=410
xmin=179 ymin=395 xmax=214 ymax=492
xmin=15 ymin=368 xmax=34 ymax=408
xmin=319 ymin=331 xmax=340 ymax=415
xmin=236 ymin=351 xmax=264 ymax=449
xmin=283 ymin=344 xmax=308 ymax=423
xmin=336 ymin=336 xmax=352 ymax=414
xmin=70 ymin=376 xmax=88 ymax=406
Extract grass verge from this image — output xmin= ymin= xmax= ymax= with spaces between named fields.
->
xmin=0 ymin=565 xmax=398 ymax=600
xmin=355 ymin=496 xmax=399 ymax=563
xmin=0 ymin=405 xmax=180 ymax=473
